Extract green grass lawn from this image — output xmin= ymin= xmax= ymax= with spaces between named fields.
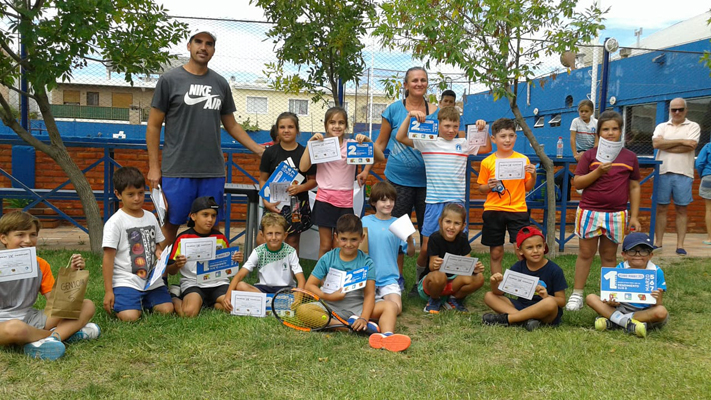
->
xmin=2 ymin=249 xmax=710 ymax=399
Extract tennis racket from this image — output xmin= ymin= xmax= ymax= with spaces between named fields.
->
xmin=271 ymin=288 xmax=352 ymax=332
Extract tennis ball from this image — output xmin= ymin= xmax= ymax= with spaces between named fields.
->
xmin=321 ymin=314 xmax=327 ymax=321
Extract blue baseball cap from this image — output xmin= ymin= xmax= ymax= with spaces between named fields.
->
xmin=622 ymin=232 xmax=656 ymax=252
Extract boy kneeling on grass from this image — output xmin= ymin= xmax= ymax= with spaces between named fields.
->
xmin=483 ymin=226 xmax=567 ymax=331
xmin=0 ymin=211 xmax=99 ymax=361
xmin=305 ymin=214 xmax=411 ymax=352
xmin=585 ymin=232 xmax=668 ymax=338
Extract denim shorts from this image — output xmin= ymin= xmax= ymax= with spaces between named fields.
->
xmin=655 ymin=173 xmax=693 ymax=206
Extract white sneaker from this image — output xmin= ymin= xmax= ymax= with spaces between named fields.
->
xmin=565 ymin=293 xmax=584 ymax=311
xmin=24 ymin=336 xmax=66 ymax=360
xmin=66 ymin=322 xmax=101 ymax=343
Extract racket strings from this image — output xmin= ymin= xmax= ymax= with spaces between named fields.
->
xmin=273 ymin=291 xmax=330 ymax=329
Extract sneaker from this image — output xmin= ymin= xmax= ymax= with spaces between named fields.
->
xmin=24 ymin=336 xmax=66 ymax=361
xmin=595 ymin=317 xmax=614 ymax=332
xmin=565 ymin=293 xmax=584 ymax=311
xmin=408 ymin=283 xmax=420 ymax=298
xmin=66 ymin=323 xmax=101 ymax=343
xmin=169 ymin=284 xmax=181 ymax=298
xmin=447 ymin=297 xmax=469 ymax=313
xmin=625 ymin=319 xmax=647 ymax=338
xmin=482 ymin=313 xmax=509 ymax=326
xmin=346 ymin=316 xmax=380 ymax=334
xmin=369 ymin=332 xmax=411 ymax=352
xmin=424 ymin=298 xmax=443 ymax=314
xmin=524 ymin=319 xmax=541 ymax=331
xmin=397 ymin=276 xmax=406 ymax=292
xmin=676 ymin=248 xmax=687 ymax=256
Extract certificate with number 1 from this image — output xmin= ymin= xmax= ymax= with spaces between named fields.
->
xmin=308 ymin=137 xmax=342 ymax=164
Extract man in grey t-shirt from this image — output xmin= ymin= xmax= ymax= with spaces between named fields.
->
xmin=146 ymin=29 xmax=264 ymax=245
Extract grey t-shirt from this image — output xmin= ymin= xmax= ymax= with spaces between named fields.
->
xmin=152 ymin=67 xmax=237 ymax=177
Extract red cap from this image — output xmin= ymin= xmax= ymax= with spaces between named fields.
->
xmin=515 ymin=226 xmax=548 ymax=254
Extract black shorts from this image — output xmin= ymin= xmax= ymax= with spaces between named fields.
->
xmin=312 ymin=200 xmax=354 ymax=229
xmin=390 ymin=181 xmax=426 ymax=234
xmin=180 ymin=284 xmax=229 ymax=308
xmin=254 ymin=284 xmax=291 ymax=294
xmin=481 ymin=210 xmax=530 ymax=247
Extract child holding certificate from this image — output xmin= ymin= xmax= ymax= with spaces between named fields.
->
xmin=395 ymin=106 xmax=491 ymax=282
xmin=416 ymin=204 xmax=485 ymax=314
xmin=585 ymin=232 xmax=667 ymax=338
xmin=1 ymin=211 xmax=99 ymax=361
xmin=260 ymin=112 xmax=317 ymax=254
xmin=222 ymin=213 xmax=305 ymax=308
xmin=482 ymin=226 xmax=567 ymax=331
xmin=361 ymin=181 xmax=416 ymax=313
xmin=477 ymin=118 xmax=536 ymax=276
xmin=102 ymin=167 xmax=174 ymax=321
xmin=167 ymin=196 xmax=239 ymax=317
xmin=300 ymin=107 xmax=384 ymax=258
xmin=565 ymin=111 xmax=642 ymax=311
xmin=306 ymin=215 xmax=411 ymax=352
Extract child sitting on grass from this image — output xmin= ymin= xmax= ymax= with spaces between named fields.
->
xmin=586 ymin=232 xmax=668 ymax=338
xmin=222 ymin=213 xmax=304 ymax=311
xmin=482 ymin=226 xmax=567 ymax=331
xmin=306 ymin=214 xmax=411 ymax=352
xmin=1 ymin=211 xmax=99 ymax=361
xmin=417 ymin=203 xmax=485 ymax=314
xmin=168 ymin=196 xmax=239 ymax=317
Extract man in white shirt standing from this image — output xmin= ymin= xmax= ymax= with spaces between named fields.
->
xmin=652 ymin=98 xmax=700 ymax=255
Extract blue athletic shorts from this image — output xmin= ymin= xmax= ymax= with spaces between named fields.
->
xmin=655 ymin=173 xmax=693 ymax=206
xmin=113 ymin=286 xmax=173 ymax=313
xmin=162 ymin=177 xmax=225 ymax=225
xmin=421 ymin=202 xmax=466 ymax=237
xmin=510 ymin=298 xmax=563 ymax=326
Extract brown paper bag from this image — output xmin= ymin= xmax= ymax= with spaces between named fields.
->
xmin=44 ymin=267 xmax=89 ymax=320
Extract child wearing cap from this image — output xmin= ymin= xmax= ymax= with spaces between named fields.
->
xmin=167 ymin=196 xmax=240 ymax=317
xmin=102 ymin=167 xmax=174 ymax=321
xmin=482 ymin=226 xmax=567 ymax=331
xmin=585 ymin=232 xmax=668 ymax=338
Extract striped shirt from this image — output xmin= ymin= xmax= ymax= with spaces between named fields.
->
xmin=413 ymin=137 xmax=479 ymax=203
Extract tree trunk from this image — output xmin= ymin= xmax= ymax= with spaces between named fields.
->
xmin=509 ymin=103 xmax=558 ymax=257
xmin=3 ymin=93 xmax=104 ymax=253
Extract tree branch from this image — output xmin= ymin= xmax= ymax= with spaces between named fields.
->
xmin=0 ymin=92 xmax=53 ymax=154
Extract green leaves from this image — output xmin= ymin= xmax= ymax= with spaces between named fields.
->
xmin=251 ymin=0 xmax=376 ymax=105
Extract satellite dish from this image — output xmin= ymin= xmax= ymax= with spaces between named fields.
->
xmin=560 ymin=51 xmax=576 ymax=69
xmin=604 ymin=38 xmax=619 ymax=53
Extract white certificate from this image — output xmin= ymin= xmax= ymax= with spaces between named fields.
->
xmin=150 ymin=185 xmax=167 ymax=226
xmin=181 ymin=237 xmax=217 ymax=261
xmin=495 ymin=158 xmax=526 ymax=180
xmin=498 ymin=269 xmax=539 ymax=300
xmin=269 ymin=181 xmax=291 ymax=203
xmin=467 ymin=124 xmax=489 ymax=146
xmin=321 ymin=268 xmax=345 ymax=294
xmin=0 ymin=247 xmax=38 ymax=283
xmin=145 ymin=244 xmax=171 ymax=289
xmin=439 ymin=254 xmax=478 ymax=275
xmin=596 ymin=137 xmax=624 ymax=163
xmin=308 ymin=137 xmax=342 ymax=164
xmin=230 ymin=291 xmax=267 ymax=317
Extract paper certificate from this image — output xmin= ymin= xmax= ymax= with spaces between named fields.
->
xmin=495 ymin=158 xmax=526 ymax=180
xmin=439 ymin=254 xmax=478 ymax=276
xmin=145 ymin=244 xmax=171 ymax=289
xmin=270 ymin=292 xmax=295 ymax=318
xmin=321 ymin=268 xmax=346 ymax=294
xmin=196 ymin=247 xmax=240 ymax=283
xmin=0 ymin=247 xmax=38 ymax=283
xmin=150 ymin=185 xmax=168 ymax=226
xmin=342 ymin=267 xmax=368 ymax=293
xmin=346 ymin=142 xmax=374 ymax=165
xmin=467 ymin=124 xmax=489 ymax=146
xmin=259 ymin=160 xmax=304 ymax=203
xmin=498 ymin=269 xmax=539 ymax=300
xmin=181 ymin=237 xmax=217 ymax=261
xmin=269 ymin=182 xmax=291 ymax=203
xmin=308 ymin=137 xmax=342 ymax=164
xmin=600 ymin=267 xmax=657 ymax=305
xmin=408 ymin=118 xmax=439 ymax=140
xmin=230 ymin=291 xmax=267 ymax=317
xmin=596 ymin=137 xmax=624 ymax=163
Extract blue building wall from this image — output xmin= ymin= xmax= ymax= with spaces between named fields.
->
xmin=461 ymin=39 xmax=711 ymax=156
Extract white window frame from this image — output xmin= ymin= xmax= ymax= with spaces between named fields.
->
xmin=288 ymin=99 xmax=309 ymax=116
xmin=246 ymin=96 xmax=268 ymax=115
xmin=534 ymin=116 xmax=545 ymax=128
xmin=548 ymin=114 xmax=562 ymax=127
